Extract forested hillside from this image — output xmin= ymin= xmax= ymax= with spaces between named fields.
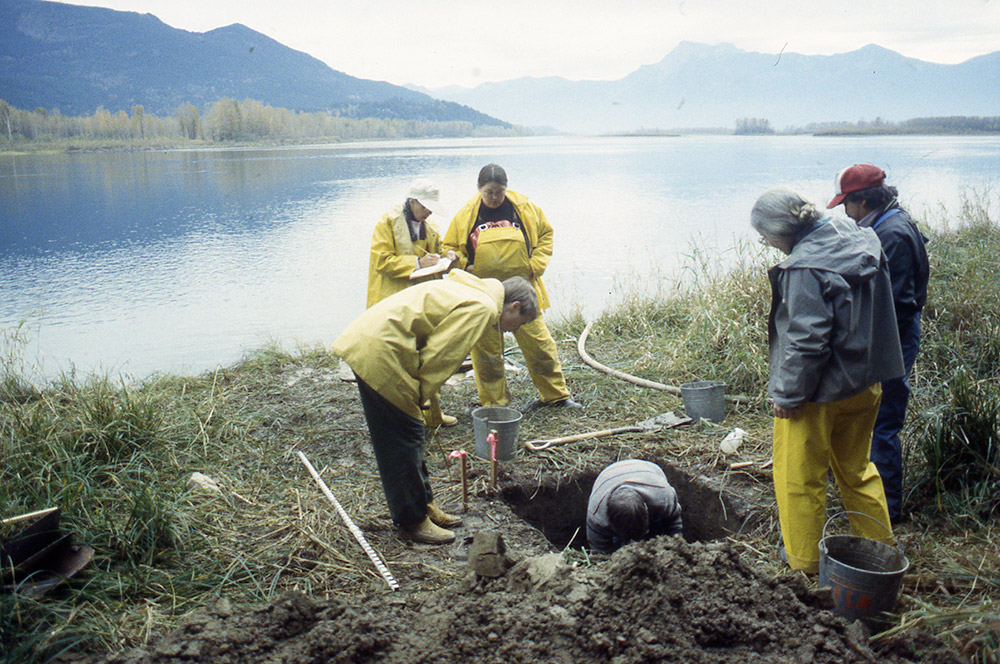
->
xmin=0 ymin=97 xmax=524 ymax=147
xmin=0 ymin=0 xmax=509 ymax=129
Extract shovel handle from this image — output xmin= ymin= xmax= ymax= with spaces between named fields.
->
xmin=524 ymin=426 xmax=644 ymax=451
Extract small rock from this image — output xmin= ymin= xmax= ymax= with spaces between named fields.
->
xmin=215 ymin=597 xmax=232 ymax=616
xmin=336 ymin=360 xmax=356 ymax=382
xmin=720 ymin=428 xmax=746 ymax=455
xmin=187 ymin=472 xmax=221 ymax=493
xmin=468 ymin=531 xmax=510 ymax=578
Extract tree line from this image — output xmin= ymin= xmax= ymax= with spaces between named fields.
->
xmin=734 ymin=117 xmax=775 ymax=135
xmin=736 ymin=115 xmax=1000 ymax=136
xmin=805 ymin=116 xmax=1000 ymax=135
xmin=0 ymin=97 xmax=525 ymax=146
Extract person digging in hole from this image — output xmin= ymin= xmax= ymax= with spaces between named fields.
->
xmin=586 ymin=459 xmax=683 ymax=553
xmin=333 ymin=271 xmax=538 ymax=545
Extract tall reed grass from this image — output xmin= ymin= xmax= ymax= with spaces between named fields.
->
xmin=907 ymin=187 xmax=1000 ymax=528
xmin=589 ymin=239 xmax=772 ymax=399
xmin=2 ymin=189 xmax=999 ymax=662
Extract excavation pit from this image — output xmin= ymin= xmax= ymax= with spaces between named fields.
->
xmin=501 ymin=460 xmax=760 ymax=550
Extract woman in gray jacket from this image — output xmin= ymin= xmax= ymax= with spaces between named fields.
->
xmin=751 ymin=186 xmax=903 ymax=573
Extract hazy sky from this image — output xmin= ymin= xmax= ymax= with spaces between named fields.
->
xmin=55 ymin=0 xmax=1000 ymax=88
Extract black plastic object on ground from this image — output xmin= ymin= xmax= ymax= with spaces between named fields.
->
xmin=1 ymin=507 xmax=94 ymax=597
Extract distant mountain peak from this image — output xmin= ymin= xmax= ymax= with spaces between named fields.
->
xmin=428 ymin=40 xmax=1000 ymax=134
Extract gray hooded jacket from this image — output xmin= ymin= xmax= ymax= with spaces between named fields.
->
xmin=767 ymin=215 xmax=904 ymax=410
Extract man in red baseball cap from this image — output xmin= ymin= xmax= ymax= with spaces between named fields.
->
xmin=827 ymin=164 xmax=929 ymax=525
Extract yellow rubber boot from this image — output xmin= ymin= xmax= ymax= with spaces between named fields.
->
xmin=405 ymin=516 xmax=455 ymax=545
xmin=427 ymin=501 xmax=463 ymax=528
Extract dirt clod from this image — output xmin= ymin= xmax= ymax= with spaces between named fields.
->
xmin=99 ymin=536 xmax=961 ymax=664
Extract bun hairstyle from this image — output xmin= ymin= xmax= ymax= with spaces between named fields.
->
xmin=792 ymin=202 xmax=820 ymax=224
xmin=751 ymin=186 xmax=823 ymax=240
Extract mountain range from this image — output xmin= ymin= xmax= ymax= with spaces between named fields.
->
xmin=2 ymin=0 xmax=997 ymax=134
xmin=418 ymin=41 xmax=1000 ymax=133
xmin=0 ymin=0 xmax=508 ymax=127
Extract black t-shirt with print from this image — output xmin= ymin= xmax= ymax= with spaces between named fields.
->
xmin=467 ymin=198 xmax=528 ymax=263
xmin=476 ymin=198 xmax=517 ymax=225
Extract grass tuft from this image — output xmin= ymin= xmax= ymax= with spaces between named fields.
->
xmin=1 ymin=190 xmax=999 ymax=662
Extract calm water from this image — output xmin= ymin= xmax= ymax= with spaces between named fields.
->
xmin=2 ymin=135 xmax=999 ymax=381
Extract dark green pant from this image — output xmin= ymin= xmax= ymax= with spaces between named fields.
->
xmin=355 ymin=376 xmax=432 ymax=528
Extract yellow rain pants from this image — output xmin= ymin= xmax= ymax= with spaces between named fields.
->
xmin=773 ymin=383 xmax=894 ymax=573
xmin=471 ymin=312 xmax=570 ymax=406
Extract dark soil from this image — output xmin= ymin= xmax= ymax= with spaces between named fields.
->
xmin=70 ymin=358 xmax=969 ymax=664
xmin=99 ymin=535 xmax=962 ymax=664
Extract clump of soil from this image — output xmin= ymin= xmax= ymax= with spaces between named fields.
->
xmin=99 ymin=536 xmax=961 ymax=664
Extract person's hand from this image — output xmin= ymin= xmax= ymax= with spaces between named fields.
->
xmin=445 ymin=250 xmax=459 ymax=263
xmin=773 ymin=403 xmax=797 ymax=419
xmin=418 ymin=253 xmax=440 ymax=268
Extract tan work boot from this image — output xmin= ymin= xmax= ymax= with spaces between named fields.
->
xmin=427 ymin=501 xmax=463 ymax=528
xmin=440 ymin=414 xmax=458 ymax=427
xmin=405 ymin=516 xmax=455 ymax=545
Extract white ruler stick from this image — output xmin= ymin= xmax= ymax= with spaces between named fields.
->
xmin=296 ymin=451 xmax=400 ymax=591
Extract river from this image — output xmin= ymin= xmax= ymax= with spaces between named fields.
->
xmin=2 ymin=134 xmax=998 ymax=381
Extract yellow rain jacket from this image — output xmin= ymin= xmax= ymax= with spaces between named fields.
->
xmin=333 ymin=270 xmax=504 ymax=420
xmin=366 ymin=204 xmax=444 ymax=308
xmin=443 ymin=190 xmax=552 ymax=310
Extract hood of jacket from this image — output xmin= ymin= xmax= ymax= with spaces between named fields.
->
xmin=777 ymin=216 xmax=883 ymax=286
xmin=446 ymin=268 xmax=505 ymax=308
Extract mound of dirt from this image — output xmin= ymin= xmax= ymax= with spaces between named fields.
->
xmin=99 ymin=536 xmax=962 ymax=664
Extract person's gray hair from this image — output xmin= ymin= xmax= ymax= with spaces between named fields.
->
xmin=501 ymin=276 xmax=538 ymax=320
xmin=751 ymin=186 xmax=824 ymax=239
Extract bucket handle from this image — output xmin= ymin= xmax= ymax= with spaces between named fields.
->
xmin=822 ymin=510 xmax=903 ymax=555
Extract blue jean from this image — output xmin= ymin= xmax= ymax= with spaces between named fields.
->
xmin=871 ymin=313 xmax=921 ymax=522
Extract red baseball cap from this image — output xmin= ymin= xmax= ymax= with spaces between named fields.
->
xmin=827 ymin=164 xmax=886 ymax=208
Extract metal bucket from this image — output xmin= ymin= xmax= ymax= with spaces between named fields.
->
xmin=472 ymin=407 xmax=522 ymax=461
xmin=679 ymin=380 xmax=726 ymax=422
xmin=818 ymin=511 xmax=908 ymax=627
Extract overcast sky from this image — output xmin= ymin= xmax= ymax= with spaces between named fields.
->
xmin=55 ymin=0 xmax=1000 ymax=89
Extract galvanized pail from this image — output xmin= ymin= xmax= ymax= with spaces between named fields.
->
xmin=818 ymin=511 xmax=908 ymax=627
xmin=471 ymin=407 xmax=522 ymax=461
xmin=679 ymin=380 xmax=726 ymax=422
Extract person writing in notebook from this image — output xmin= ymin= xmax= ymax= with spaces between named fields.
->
xmin=366 ymin=178 xmax=459 ymax=426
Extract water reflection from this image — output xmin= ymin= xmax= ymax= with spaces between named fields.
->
xmin=2 ymin=135 xmax=998 ymax=380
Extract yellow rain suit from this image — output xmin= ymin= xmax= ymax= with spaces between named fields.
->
xmin=442 ymin=190 xmax=571 ymax=406
xmin=334 ymin=269 xmax=504 ymax=421
xmin=767 ymin=215 xmax=903 ymax=573
xmin=366 ymin=203 xmax=451 ymax=426
xmin=366 ymin=203 xmax=444 ymax=308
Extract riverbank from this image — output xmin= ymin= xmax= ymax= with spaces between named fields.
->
xmin=2 ymin=202 xmax=998 ymax=662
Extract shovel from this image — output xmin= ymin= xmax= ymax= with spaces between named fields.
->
xmin=523 ymin=411 xmax=691 ymax=452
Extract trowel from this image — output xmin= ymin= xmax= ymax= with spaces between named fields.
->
xmin=523 ymin=411 xmax=691 ymax=452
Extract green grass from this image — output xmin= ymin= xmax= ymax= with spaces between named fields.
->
xmin=589 ymin=239 xmax=772 ymax=400
xmin=2 ymin=189 xmax=1000 ymax=662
